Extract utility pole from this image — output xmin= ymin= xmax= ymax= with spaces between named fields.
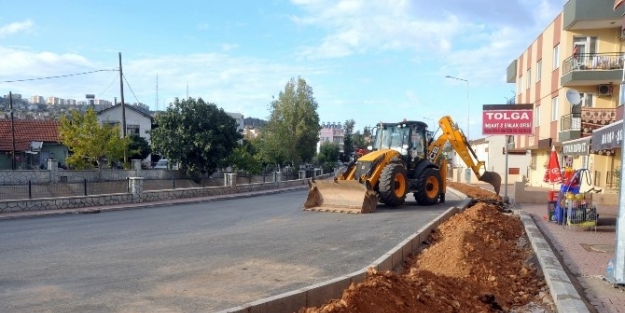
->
xmin=9 ymin=92 xmax=16 ymax=170
xmin=156 ymin=73 xmax=159 ymax=111
xmin=119 ymin=52 xmax=127 ymax=164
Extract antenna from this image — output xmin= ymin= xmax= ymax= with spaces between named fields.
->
xmin=156 ymin=73 xmax=159 ymax=111
xmin=565 ymin=88 xmax=581 ymax=105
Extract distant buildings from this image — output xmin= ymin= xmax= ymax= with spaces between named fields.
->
xmin=318 ymin=122 xmax=344 ymax=153
xmin=30 ymin=95 xmax=45 ymax=105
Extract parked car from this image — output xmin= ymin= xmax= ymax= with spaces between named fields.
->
xmin=153 ymin=159 xmax=178 ymax=170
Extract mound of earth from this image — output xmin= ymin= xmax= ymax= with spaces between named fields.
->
xmin=448 ymin=182 xmax=502 ymax=203
xmin=298 ymin=184 xmax=555 ymax=313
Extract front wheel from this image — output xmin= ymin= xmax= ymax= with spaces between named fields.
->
xmin=414 ymin=168 xmax=442 ymax=205
xmin=378 ymin=163 xmax=408 ymax=207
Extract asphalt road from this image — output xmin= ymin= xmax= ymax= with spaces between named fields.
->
xmin=0 ymin=189 xmax=462 ymax=313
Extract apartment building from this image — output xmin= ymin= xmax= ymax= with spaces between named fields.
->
xmin=29 ymin=95 xmax=45 ymax=104
xmin=317 ymin=122 xmax=344 ymax=153
xmin=507 ymin=0 xmax=625 ymax=190
xmin=46 ymin=97 xmax=64 ymax=106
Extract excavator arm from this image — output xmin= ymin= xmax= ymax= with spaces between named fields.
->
xmin=427 ymin=116 xmax=502 ymax=195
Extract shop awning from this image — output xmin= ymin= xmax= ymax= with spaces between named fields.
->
xmin=561 ymin=136 xmax=591 ymax=156
xmin=615 ymin=0 xmax=625 ymax=10
xmin=591 ymin=120 xmax=623 ymax=151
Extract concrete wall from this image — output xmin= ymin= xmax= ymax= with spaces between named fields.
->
xmin=449 ymin=167 xmax=525 ymax=186
xmin=512 ymin=181 xmax=618 ymax=205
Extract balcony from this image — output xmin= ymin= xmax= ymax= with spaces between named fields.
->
xmin=561 ymin=53 xmax=624 ymax=86
xmin=558 ymin=107 xmax=617 ymax=142
xmin=563 ymin=0 xmax=625 ymax=30
xmin=558 ymin=113 xmax=581 ymax=142
xmin=581 ymin=107 xmax=617 ymax=135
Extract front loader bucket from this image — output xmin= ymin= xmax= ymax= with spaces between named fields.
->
xmin=479 ymin=171 xmax=502 ymax=195
xmin=303 ymin=179 xmax=378 ymax=214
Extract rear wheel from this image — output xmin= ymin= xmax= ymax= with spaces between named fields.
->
xmin=414 ymin=168 xmax=442 ymax=205
xmin=378 ymin=163 xmax=408 ymax=207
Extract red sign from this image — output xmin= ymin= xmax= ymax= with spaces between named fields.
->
xmin=482 ymin=104 xmax=533 ymax=135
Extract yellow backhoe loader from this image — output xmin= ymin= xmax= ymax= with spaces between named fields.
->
xmin=303 ymin=115 xmax=501 ymax=214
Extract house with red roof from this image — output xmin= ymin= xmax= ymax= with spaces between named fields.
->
xmin=0 ymin=119 xmax=68 ymax=170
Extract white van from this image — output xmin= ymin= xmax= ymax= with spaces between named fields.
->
xmin=154 ymin=159 xmax=178 ymax=170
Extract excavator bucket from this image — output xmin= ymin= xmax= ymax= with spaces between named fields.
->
xmin=479 ymin=171 xmax=502 ymax=195
xmin=303 ymin=179 xmax=379 ymax=214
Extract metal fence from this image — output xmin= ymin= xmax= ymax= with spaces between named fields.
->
xmin=0 ymin=179 xmax=130 ymax=201
xmin=0 ymin=175 xmax=285 ymax=201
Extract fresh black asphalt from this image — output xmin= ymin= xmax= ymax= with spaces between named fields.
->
xmin=0 ymin=189 xmax=462 ymax=312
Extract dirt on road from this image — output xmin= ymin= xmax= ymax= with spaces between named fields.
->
xmin=298 ymin=182 xmax=555 ymax=313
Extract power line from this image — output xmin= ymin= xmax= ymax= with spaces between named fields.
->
xmin=0 ymin=68 xmax=118 ymax=83
xmin=122 ymin=73 xmax=141 ymax=105
xmin=98 ymin=73 xmax=119 ymax=99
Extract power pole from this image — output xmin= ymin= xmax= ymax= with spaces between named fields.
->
xmin=119 ymin=52 xmax=127 ymax=164
xmin=9 ymin=92 xmax=16 ymax=170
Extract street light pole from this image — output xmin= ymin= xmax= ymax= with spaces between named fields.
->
xmin=445 ymin=75 xmax=470 ymax=139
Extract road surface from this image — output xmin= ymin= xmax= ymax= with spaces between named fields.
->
xmin=0 ymin=189 xmax=462 ymax=312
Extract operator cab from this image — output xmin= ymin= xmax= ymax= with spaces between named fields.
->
xmin=371 ymin=121 xmax=428 ymax=158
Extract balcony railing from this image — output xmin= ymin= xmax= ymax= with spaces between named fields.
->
xmin=562 ymin=53 xmax=624 ymax=76
xmin=580 ymin=107 xmax=617 ymax=126
xmin=560 ymin=113 xmax=581 ymax=131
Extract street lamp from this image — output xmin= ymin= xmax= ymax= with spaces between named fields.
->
xmin=445 ymin=75 xmax=470 ymax=139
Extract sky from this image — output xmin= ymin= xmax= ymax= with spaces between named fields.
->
xmin=0 ymin=0 xmax=564 ymax=139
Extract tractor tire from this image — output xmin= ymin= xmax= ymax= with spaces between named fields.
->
xmin=378 ymin=163 xmax=408 ymax=207
xmin=414 ymin=168 xmax=442 ymax=205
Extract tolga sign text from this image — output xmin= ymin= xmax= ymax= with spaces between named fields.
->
xmin=482 ymin=104 xmax=534 ymax=135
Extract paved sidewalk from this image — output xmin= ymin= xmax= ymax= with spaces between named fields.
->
xmin=484 ymin=183 xmax=625 ymax=313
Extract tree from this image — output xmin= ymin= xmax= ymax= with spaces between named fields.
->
xmin=226 ymin=139 xmax=263 ymax=182
xmin=127 ymin=134 xmax=152 ymax=160
xmin=258 ymin=77 xmax=320 ymax=168
xmin=352 ymin=130 xmax=366 ymax=150
xmin=317 ymin=141 xmax=340 ymax=171
xmin=59 ymin=108 xmax=128 ymax=169
xmin=342 ymin=119 xmax=355 ymax=162
xmin=150 ymin=97 xmax=242 ymax=180
xmin=363 ymin=126 xmax=373 ymax=146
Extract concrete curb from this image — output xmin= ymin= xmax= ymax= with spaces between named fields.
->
xmin=518 ymin=210 xmax=591 ymax=313
xmin=215 ymin=200 xmax=471 ymax=313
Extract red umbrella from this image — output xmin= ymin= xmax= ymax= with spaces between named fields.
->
xmin=543 ymin=146 xmax=562 ymax=183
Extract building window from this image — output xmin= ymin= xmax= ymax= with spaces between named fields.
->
xmin=551 ymin=97 xmax=559 ymax=121
xmin=535 ymin=105 xmax=541 ymax=126
xmin=553 ymin=44 xmax=560 ymax=70
xmin=127 ymin=124 xmax=140 ymax=135
xmin=536 ymin=60 xmax=542 ymax=81
xmin=579 ymin=93 xmax=594 ymax=107
xmin=526 ymin=68 xmax=531 ymax=89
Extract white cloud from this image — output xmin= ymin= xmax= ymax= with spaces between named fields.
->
xmin=0 ymin=20 xmax=34 ymax=38
xmin=290 ymin=0 xmax=565 ymax=85
xmin=292 ymin=0 xmax=465 ymax=59
xmin=0 ymin=47 xmax=325 ymax=119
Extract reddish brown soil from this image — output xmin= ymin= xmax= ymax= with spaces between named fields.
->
xmin=298 ymin=183 xmax=554 ymax=313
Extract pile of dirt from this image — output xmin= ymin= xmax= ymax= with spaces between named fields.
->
xmin=298 ymin=184 xmax=554 ymax=313
xmin=448 ymin=182 xmax=503 ymax=203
